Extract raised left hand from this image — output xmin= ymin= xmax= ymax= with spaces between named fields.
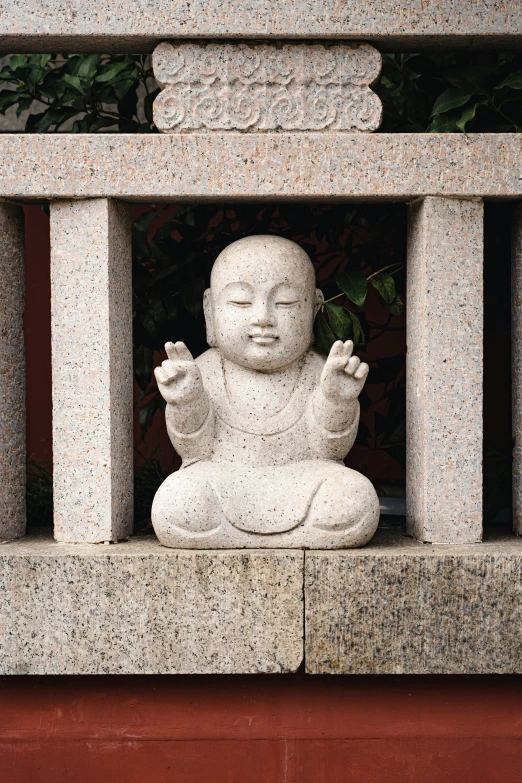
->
xmin=319 ymin=340 xmax=369 ymax=404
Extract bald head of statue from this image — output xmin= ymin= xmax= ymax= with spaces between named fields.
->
xmin=203 ymin=235 xmax=324 ymax=371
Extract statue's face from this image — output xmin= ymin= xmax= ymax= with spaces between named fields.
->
xmin=205 ymin=236 xmax=320 ymax=371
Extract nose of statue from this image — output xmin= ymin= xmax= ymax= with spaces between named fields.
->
xmin=250 ymin=305 xmax=273 ymax=328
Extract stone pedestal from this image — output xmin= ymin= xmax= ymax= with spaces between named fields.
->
xmin=50 ymin=199 xmax=133 ymax=543
xmin=406 ymin=197 xmax=483 ymax=543
xmin=0 ymin=202 xmax=25 ymax=541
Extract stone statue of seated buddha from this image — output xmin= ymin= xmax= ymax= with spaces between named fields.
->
xmin=152 ymin=235 xmax=380 ymax=548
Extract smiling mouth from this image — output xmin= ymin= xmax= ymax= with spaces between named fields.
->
xmin=250 ymin=334 xmax=279 ymax=345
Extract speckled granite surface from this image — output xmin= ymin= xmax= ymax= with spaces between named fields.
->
xmin=306 ymin=531 xmax=522 ymax=674
xmin=2 ymin=531 xmax=522 ymax=674
xmin=406 ymin=198 xmax=483 ymax=544
xmin=0 ymin=135 xmax=522 ymax=201
xmin=0 ymin=533 xmax=304 ymax=674
xmin=0 ymin=203 xmax=25 ymax=542
xmin=0 ymin=1 xmax=520 ymax=51
xmin=50 ymin=200 xmax=133 ymax=543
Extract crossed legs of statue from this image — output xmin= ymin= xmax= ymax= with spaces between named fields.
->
xmin=152 ymin=460 xmax=380 ymax=549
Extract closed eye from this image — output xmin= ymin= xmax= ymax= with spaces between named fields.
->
xmin=229 ymin=300 xmax=252 ymax=307
xmin=275 ymin=300 xmax=300 ymax=307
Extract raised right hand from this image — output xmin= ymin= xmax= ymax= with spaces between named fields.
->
xmin=154 ymin=342 xmax=204 ymax=406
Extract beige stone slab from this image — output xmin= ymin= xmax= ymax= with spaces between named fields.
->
xmin=1 ymin=134 xmax=522 ymax=202
xmin=513 ymin=204 xmax=522 ymax=535
xmin=305 ymin=530 xmax=522 ymax=674
xmin=51 ymin=199 xmax=133 ymax=543
xmin=152 ymin=41 xmax=382 ymax=133
xmin=0 ymin=2 xmax=520 ymax=51
xmin=0 ymin=203 xmax=25 ymax=541
xmin=0 ymin=533 xmax=304 ymax=674
xmin=406 ymin=198 xmax=483 ymax=543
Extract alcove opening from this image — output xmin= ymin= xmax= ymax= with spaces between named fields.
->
xmin=22 ymin=200 xmax=512 ymax=536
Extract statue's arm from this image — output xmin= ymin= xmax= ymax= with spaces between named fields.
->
xmin=306 ymin=340 xmax=368 ymax=460
xmin=306 ymin=392 xmax=360 ymax=461
xmin=155 ymin=341 xmax=215 ymax=464
xmin=165 ymin=396 xmax=215 ymax=465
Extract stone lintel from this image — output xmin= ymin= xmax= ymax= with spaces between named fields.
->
xmin=1 ymin=135 xmax=522 ymax=201
xmin=406 ymin=197 xmax=483 ymax=544
xmin=305 ymin=531 xmax=522 ymax=675
xmin=0 ymin=203 xmax=25 ymax=541
xmin=50 ymin=199 xmax=133 ymax=543
xmin=0 ymin=535 xmax=304 ymax=675
xmin=0 ymin=2 xmax=521 ymax=52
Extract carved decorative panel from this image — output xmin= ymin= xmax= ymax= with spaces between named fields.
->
xmin=152 ymin=42 xmax=382 ymax=133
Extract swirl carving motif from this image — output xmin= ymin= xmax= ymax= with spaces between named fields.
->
xmin=152 ymin=41 xmax=382 ymax=133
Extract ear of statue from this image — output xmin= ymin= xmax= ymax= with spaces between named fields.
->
xmin=314 ymin=288 xmax=325 ymax=317
xmin=203 ymin=289 xmax=216 ymax=347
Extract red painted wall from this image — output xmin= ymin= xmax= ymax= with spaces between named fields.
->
xmin=1 ymin=675 xmax=522 ymax=782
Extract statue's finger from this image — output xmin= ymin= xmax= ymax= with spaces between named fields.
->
xmin=328 ymin=340 xmax=345 ymax=359
xmin=165 ymin=341 xmax=179 ymax=361
xmin=343 ymin=340 xmax=354 ymax=358
xmin=345 ymin=356 xmax=361 ymax=376
xmin=326 ymin=356 xmax=349 ymax=373
xmin=155 ymin=366 xmax=168 ymax=385
xmin=354 ymin=362 xmax=369 ymax=380
xmin=175 ymin=341 xmax=194 ymax=361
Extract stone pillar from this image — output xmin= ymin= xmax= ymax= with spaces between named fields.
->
xmin=512 ymin=205 xmax=522 ymax=535
xmin=406 ymin=197 xmax=483 ymax=543
xmin=50 ymin=200 xmax=133 ymax=543
xmin=0 ymin=203 xmax=25 ymax=541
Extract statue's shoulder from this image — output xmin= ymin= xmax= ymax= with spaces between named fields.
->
xmin=195 ymin=348 xmax=222 ymax=389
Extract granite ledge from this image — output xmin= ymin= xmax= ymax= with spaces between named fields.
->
xmin=0 ymin=1 xmax=521 ymax=52
xmin=305 ymin=530 xmax=522 ymax=675
xmin=1 ymin=134 xmax=522 ymax=201
xmin=0 ymin=533 xmax=304 ymax=675
xmin=3 ymin=530 xmax=522 ymax=675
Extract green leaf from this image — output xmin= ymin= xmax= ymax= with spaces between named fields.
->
xmin=324 ymin=303 xmax=354 ymax=341
xmin=95 ymin=62 xmax=132 ymax=83
xmin=61 ymin=74 xmax=84 ymax=94
xmin=497 ymin=71 xmax=522 ymax=90
xmin=427 ymin=114 xmax=460 ymax=133
xmin=386 ymin=294 xmax=405 ymax=316
xmin=370 ymin=273 xmax=396 ymax=304
xmin=9 ymin=55 xmax=27 ymax=71
xmin=335 ymin=270 xmax=368 ymax=307
xmin=313 ymin=310 xmax=336 ymax=356
xmin=0 ymin=90 xmax=21 ymax=112
xmin=431 ymin=87 xmax=473 ymax=116
xmin=348 ymin=311 xmax=364 ymax=346
xmin=77 ymin=54 xmax=101 ymax=81
xmin=444 ymin=68 xmax=489 ymax=96
xmin=456 ymin=100 xmax=485 ymax=132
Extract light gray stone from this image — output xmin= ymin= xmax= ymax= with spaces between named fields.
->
xmin=305 ymin=530 xmax=522 ymax=674
xmin=0 ymin=202 xmax=25 ymax=541
xmin=0 ymin=2 xmax=521 ymax=52
xmin=1 ymin=135 xmax=522 ymax=202
xmin=0 ymin=533 xmax=304 ymax=674
xmin=407 ymin=197 xmax=483 ymax=543
xmin=153 ymin=41 xmax=382 ymax=133
xmin=50 ymin=199 xmax=133 ymax=543
xmin=152 ymin=236 xmax=379 ymax=548
xmin=513 ymin=204 xmax=522 ymax=535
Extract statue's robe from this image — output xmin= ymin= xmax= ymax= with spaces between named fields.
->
xmin=165 ymin=348 xmax=360 ymax=535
